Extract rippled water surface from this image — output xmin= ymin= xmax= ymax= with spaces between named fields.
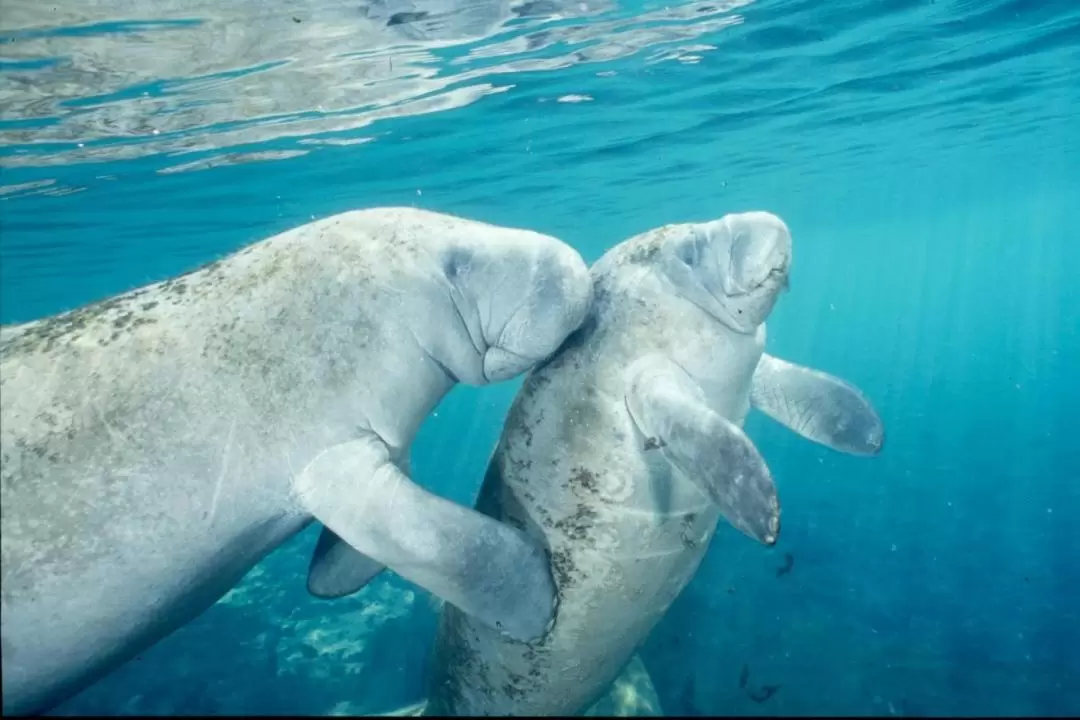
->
xmin=2 ymin=0 xmax=1079 ymax=716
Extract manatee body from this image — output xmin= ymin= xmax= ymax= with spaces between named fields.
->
xmin=384 ymin=654 xmax=663 ymax=717
xmin=421 ymin=211 xmax=885 ymax=716
xmin=0 ymin=207 xmax=590 ymax=716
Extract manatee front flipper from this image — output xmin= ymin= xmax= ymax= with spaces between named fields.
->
xmin=625 ymin=355 xmax=780 ymax=545
xmin=294 ymin=434 xmax=556 ymax=642
xmin=751 ymin=353 xmax=884 ymax=456
xmin=307 ymin=527 xmax=387 ymax=599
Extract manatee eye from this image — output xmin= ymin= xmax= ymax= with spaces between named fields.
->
xmin=676 ymin=242 xmax=698 ymax=267
xmin=442 ymin=247 xmax=471 ymax=279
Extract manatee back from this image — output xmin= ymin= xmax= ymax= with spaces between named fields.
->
xmin=0 ymin=220 xmax=378 ymax=604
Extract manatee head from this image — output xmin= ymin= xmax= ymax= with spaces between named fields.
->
xmin=661 ymin=211 xmax=792 ymax=334
xmin=437 ymin=227 xmax=591 ymax=385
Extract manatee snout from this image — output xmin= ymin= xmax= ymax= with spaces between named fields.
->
xmin=726 ymin=211 xmax=792 ymax=294
xmin=484 ymin=242 xmax=591 ymax=382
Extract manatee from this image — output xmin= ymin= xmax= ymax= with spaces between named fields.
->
xmin=409 ymin=210 xmax=883 ymax=715
xmin=0 ymin=207 xmax=590 ymax=716
xmin=382 ymin=654 xmax=663 ymax=716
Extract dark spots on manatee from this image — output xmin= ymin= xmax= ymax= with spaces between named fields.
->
xmin=643 ymin=436 xmax=666 ymax=451
xmin=2 ymin=273 xmax=176 ymax=357
xmin=506 ymin=454 xmax=531 ymax=481
xmin=503 ymin=670 xmax=530 ymax=701
xmin=626 ymin=243 xmax=661 ymax=265
xmin=568 ymin=466 xmax=598 ymax=495
xmin=551 ymin=548 xmax=576 ymax=589
xmin=680 ymin=512 xmax=699 ymax=548
xmin=518 ymin=420 xmax=535 ymax=450
xmin=2 ymin=301 xmax=109 ymax=356
xmin=530 ymin=409 xmax=545 ymax=439
xmin=553 ymin=503 xmax=597 ymax=542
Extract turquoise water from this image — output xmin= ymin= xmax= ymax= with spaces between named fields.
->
xmin=2 ymin=0 xmax=1078 ymax=715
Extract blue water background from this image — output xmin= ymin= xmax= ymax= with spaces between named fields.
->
xmin=2 ymin=0 xmax=1078 ymax=715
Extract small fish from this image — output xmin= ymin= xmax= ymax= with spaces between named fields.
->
xmin=776 ymin=552 xmax=794 ymax=577
xmin=748 ymin=684 xmax=781 ymax=703
xmin=738 ymin=664 xmax=749 ymax=689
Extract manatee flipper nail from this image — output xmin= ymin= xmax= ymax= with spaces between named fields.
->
xmin=294 ymin=433 xmax=556 ymax=642
xmin=625 ymin=354 xmax=780 ymax=545
xmin=751 ymin=353 xmax=884 ymax=455
xmin=307 ymin=526 xmax=387 ymax=599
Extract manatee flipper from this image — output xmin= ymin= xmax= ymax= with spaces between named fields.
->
xmin=751 ymin=353 xmax=884 ymax=456
xmin=294 ymin=433 xmax=556 ymax=642
xmin=307 ymin=527 xmax=387 ymax=599
xmin=306 ymin=453 xmax=416 ymax=598
xmin=625 ymin=355 xmax=780 ymax=545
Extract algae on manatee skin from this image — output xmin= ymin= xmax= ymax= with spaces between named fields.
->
xmin=378 ymin=654 xmax=664 ymax=717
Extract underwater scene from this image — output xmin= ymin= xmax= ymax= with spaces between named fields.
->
xmin=1 ymin=0 xmax=1078 ymax=716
